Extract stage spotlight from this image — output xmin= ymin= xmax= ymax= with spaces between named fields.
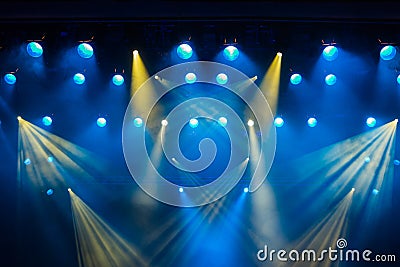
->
xmin=97 ymin=117 xmax=107 ymax=128
xmin=73 ymin=73 xmax=85 ymax=85
xmin=223 ymin=45 xmax=239 ymax=61
xmin=133 ymin=118 xmax=143 ymax=127
xmin=112 ymin=74 xmax=124 ymax=86
xmin=161 ymin=119 xmax=168 ymax=126
xmin=133 ymin=50 xmax=138 ymax=56
xmin=216 ymin=73 xmax=228 ymax=85
xmin=325 ymin=74 xmax=337 ymax=85
xmin=4 ymin=73 xmax=16 ymax=85
xmin=277 ymin=52 xmax=282 ymax=57
xmin=42 ymin=116 xmax=52 ymax=126
xmin=26 ymin=42 xmax=43 ymax=58
xmin=351 ymin=187 xmax=355 ymax=192
xmin=46 ymin=189 xmax=54 ymax=196
xmin=274 ymin=117 xmax=284 ymax=127
xmin=77 ymin=43 xmax=93 ymax=59
xmin=364 ymin=156 xmax=371 ymax=163
xmin=189 ymin=118 xmax=199 ymax=128
xmin=290 ymin=73 xmax=302 ymax=85
xmin=68 ymin=188 xmax=72 ymax=192
xmin=380 ymin=45 xmax=396 ymax=61
xmin=307 ymin=117 xmax=317 ymax=127
xmin=218 ymin=117 xmax=227 ymax=127
xmin=47 ymin=156 xmax=54 ymax=163
xmin=372 ymin=189 xmax=379 ymax=195
xmin=397 ymin=74 xmax=400 ymax=85
xmin=177 ymin=43 xmax=193 ymax=60
xmin=243 ymin=187 xmax=249 ymax=193
xmin=185 ymin=72 xmax=197 ymax=84
xmin=24 ymin=158 xmax=31 ymax=165
xmin=179 ymin=187 xmax=184 ymax=193
xmin=17 ymin=116 xmax=22 ymax=121
xmin=323 ymin=45 xmax=338 ymax=61
xmin=247 ymin=119 xmax=254 ymax=127
xmin=394 ymin=159 xmax=400 ymax=166
xmin=366 ymin=117 xmax=376 ymax=127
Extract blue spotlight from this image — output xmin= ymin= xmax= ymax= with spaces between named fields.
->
xmin=133 ymin=117 xmax=143 ymax=127
xmin=97 ymin=117 xmax=107 ymax=128
xmin=364 ymin=156 xmax=371 ymax=163
xmin=218 ymin=117 xmax=227 ymax=127
xmin=73 ymin=73 xmax=85 ymax=85
xmin=366 ymin=117 xmax=376 ymax=127
xmin=179 ymin=187 xmax=184 ymax=193
xmin=42 ymin=116 xmax=52 ymax=126
xmin=24 ymin=158 xmax=31 ymax=165
xmin=189 ymin=118 xmax=199 ymax=128
xmin=4 ymin=73 xmax=16 ymax=85
xmin=325 ymin=74 xmax=337 ymax=85
xmin=77 ymin=43 xmax=94 ymax=59
xmin=176 ymin=43 xmax=193 ymax=60
xmin=397 ymin=74 xmax=400 ymax=85
xmin=216 ymin=73 xmax=228 ymax=85
xmin=290 ymin=73 xmax=302 ymax=85
xmin=394 ymin=159 xmax=400 ymax=166
xmin=307 ymin=117 xmax=317 ymax=127
xmin=380 ymin=45 xmax=396 ymax=61
xmin=46 ymin=189 xmax=54 ymax=196
xmin=372 ymin=189 xmax=379 ymax=195
xmin=47 ymin=156 xmax=54 ymax=163
xmin=185 ymin=73 xmax=197 ymax=84
xmin=243 ymin=187 xmax=249 ymax=193
xmin=323 ymin=45 xmax=338 ymax=61
xmin=26 ymin=42 xmax=43 ymax=58
xmin=223 ymin=45 xmax=239 ymax=61
xmin=274 ymin=117 xmax=284 ymax=127
xmin=112 ymin=74 xmax=124 ymax=86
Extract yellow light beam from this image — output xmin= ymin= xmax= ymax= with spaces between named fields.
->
xmin=130 ymin=50 xmax=150 ymax=96
xmin=69 ymin=190 xmax=148 ymax=267
xmin=259 ymin=54 xmax=282 ymax=116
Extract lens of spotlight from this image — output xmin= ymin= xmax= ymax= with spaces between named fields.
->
xmin=394 ymin=159 xmax=400 ymax=166
xmin=380 ymin=45 xmax=396 ymax=61
xmin=77 ymin=43 xmax=94 ymax=59
xmin=307 ymin=117 xmax=317 ymax=127
xmin=26 ymin=42 xmax=43 ymax=58
xmin=290 ymin=73 xmax=302 ymax=85
xmin=185 ymin=73 xmax=197 ymax=84
xmin=47 ymin=156 xmax=54 ymax=163
xmin=97 ymin=117 xmax=107 ymax=127
xmin=364 ymin=156 xmax=371 ymax=163
xmin=325 ymin=74 xmax=337 ymax=85
xmin=4 ymin=73 xmax=16 ymax=85
xmin=216 ymin=73 xmax=228 ymax=85
xmin=366 ymin=117 xmax=376 ymax=127
xmin=323 ymin=45 xmax=338 ymax=61
xmin=223 ymin=45 xmax=239 ymax=61
xmin=247 ymin=119 xmax=254 ymax=127
xmin=42 ymin=116 xmax=52 ymax=126
xmin=218 ymin=117 xmax=227 ymax=127
xmin=179 ymin=187 xmax=184 ymax=193
xmin=189 ymin=118 xmax=199 ymax=128
xmin=134 ymin=117 xmax=143 ymax=127
xmin=372 ymin=189 xmax=379 ymax=195
xmin=24 ymin=158 xmax=31 ymax=165
xmin=112 ymin=74 xmax=124 ymax=86
xmin=274 ymin=117 xmax=284 ymax=127
xmin=46 ymin=189 xmax=54 ymax=196
xmin=73 ymin=73 xmax=85 ymax=85
xmin=397 ymin=74 xmax=400 ymax=85
xmin=243 ymin=187 xmax=249 ymax=193
xmin=161 ymin=119 xmax=168 ymax=126
xmin=177 ymin=43 xmax=193 ymax=60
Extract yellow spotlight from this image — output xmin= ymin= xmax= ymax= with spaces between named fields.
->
xmin=259 ymin=54 xmax=282 ymax=116
xmin=130 ymin=49 xmax=150 ymax=97
xmin=68 ymin=188 xmax=72 ymax=192
xmin=133 ymin=50 xmax=138 ymax=56
xmin=17 ymin=116 xmax=22 ymax=121
xmin=351 ymin=187 xmax=355 ymax=192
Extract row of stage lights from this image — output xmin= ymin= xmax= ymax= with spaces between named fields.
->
xmin=32 ymin=114 xmax=381 ymax=129
xmin=2 ymin=42 xmax=399 ymax=86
